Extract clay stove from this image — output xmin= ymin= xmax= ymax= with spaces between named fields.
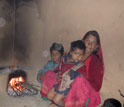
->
xmin=7 ymin=69 xmax=38 ymax=97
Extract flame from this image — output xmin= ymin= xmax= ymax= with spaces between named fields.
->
xmin=9 ymin=76 xmax=25 ymax=91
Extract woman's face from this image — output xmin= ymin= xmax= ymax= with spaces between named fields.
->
xmin=84 ymin=35 xmax=98 ymax=55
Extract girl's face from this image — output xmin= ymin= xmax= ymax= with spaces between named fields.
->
xmin=51 ymin=50 xmax=61 ymax=64
xmin=71 ymin=48 xmax=84 ymax=62
xmin=84 ymin=35 xmax=98 ymax=55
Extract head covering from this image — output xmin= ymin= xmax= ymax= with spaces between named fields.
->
xmin=82 ymin=32 xmax=105 ymax=73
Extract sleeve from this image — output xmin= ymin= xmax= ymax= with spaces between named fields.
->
xmin=37 ymin=61 xmax=52 ymax=82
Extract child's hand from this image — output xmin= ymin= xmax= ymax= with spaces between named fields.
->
xmin=40 ymin=75 xmax=44 ymax=81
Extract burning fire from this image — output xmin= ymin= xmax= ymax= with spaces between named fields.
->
xmin=9 ymin=76 xmax=25 ymax=91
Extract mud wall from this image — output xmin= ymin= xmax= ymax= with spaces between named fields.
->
xmin=0 ymin=0 xmax=124 ymax=102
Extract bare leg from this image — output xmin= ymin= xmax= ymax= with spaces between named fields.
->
xmin=53 ymin=93 xmax=65 ymax=107
xmin=47 ymin=88 xmax=56 ymax=100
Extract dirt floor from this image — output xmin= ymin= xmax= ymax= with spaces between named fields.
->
xmin=0 ymin=66 xmax=57 ymax=107
xmin=0 ymin=65 xmax=124 ymax=107
xmin=0 ymin=93 xmax=56 ymax=107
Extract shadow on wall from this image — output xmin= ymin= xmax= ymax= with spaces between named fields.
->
xmin=0 ymin=0 xmax=13 ymax=61
xmin=0 ymin=0 xmax=41 ymax=63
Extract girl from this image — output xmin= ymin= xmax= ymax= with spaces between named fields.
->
xmin=37 ymin=43 xmax=64 ymax=100
xmin=37 ymin=42 xmax=64 ymax=84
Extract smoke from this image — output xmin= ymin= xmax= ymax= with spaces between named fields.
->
xmin=14 ymin=0 xmax=41 ymax=62
xmin=0 ymin=34 xmax=13 ymax=60
xmin=0 ymin=0 xmax=13 ymax=60
xmin=14 ymin=23 xmax=30 ymax=62
xmin=0 ymin=0 xmax=41 ymax=63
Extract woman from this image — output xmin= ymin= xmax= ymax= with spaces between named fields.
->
xmin=83 ymin=30 xmax=104 ymax=92
xmin=64 ymin=30 xmax=104 ymax=107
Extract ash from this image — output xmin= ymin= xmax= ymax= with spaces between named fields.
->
xmin=7 ymin=82 xmax=38 ymax=97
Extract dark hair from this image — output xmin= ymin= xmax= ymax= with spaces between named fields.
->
xmin=83 ymin=30 xmax=100 ymax=45
xmin=70 ymin=40 xmax=86 ymax=54
xmin=102 ymin=98 xmax=122 ymax=107
xmin=83 ymin=30 xmax=100 ymax=54
xmin=50 ymin=42 xmax=64 ymax=55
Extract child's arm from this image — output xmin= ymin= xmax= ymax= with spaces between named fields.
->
xmin=37 ymin=60 xmax=52 ymax=83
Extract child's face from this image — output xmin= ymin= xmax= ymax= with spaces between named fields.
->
xmin=71 ymin=48 xmax=84 ymax=62
xmin=51 ymin=50 xmax=61 ymax=64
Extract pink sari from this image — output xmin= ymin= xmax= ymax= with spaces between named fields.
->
xmin=41 ymin=70 xmax=58 ymax=97
xmin=64 ymin=76 xmax=101 ymax=107
xmin=41 ymin=55 xmax=86 ymax=97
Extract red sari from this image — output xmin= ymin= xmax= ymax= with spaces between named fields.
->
xmin=85 ymin=39 xmax=104 ymax=92
xmin=41 ymin=39 xmax=104 ymax=107
xmin=64 ymin=39 xmax=105 ymax=107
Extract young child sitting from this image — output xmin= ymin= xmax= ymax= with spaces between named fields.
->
xmin=37 ymin=42 xmax=64 ymax=84
xmin=47 ymin=40 xmax=86 ymax=107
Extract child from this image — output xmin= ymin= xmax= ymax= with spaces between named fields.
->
xmin=47 ymin=40 xmax=86 ymax=107
xmin=102 ymin=98 xmax=122 ymax=107
xmin=37 ymin=42 xmax=64 ymax=84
